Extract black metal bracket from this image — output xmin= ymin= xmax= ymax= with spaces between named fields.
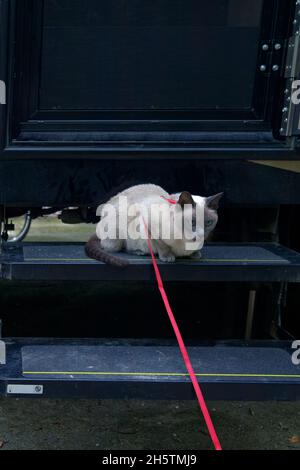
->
xmin=280 ymin=1 xmax=300 ymax=136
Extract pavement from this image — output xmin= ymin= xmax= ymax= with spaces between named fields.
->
xmin=0 ymin=399 xmax=300 ymax=450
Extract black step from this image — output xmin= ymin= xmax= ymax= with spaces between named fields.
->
xmin=1 ymin=242 xmax=300 ymax=282
xmin=1 ymin=338 xmax=300 ymax=400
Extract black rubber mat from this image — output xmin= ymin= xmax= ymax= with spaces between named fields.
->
xmin=21 ymin=344 xmax=300 ymax=382
xmin=20 ymin=243 xmax=289 ymax=264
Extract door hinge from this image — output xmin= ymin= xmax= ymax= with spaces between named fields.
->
xmin=280 ymin=2 xmax=300 ymax=137
xmin=0 ymin=340 xmax=5 ymax=365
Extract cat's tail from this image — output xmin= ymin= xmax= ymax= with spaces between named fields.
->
xmin=85 ymin=234 xmax=129 ymax=268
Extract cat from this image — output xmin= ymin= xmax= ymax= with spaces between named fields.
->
xmin=85 ymin=184 xmax=223 ymax=267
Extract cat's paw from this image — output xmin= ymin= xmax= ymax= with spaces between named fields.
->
xmin=191 ymin=250 xmax=202 ymax=259
xmin=159 ymin=253 xmax=176 ymax=263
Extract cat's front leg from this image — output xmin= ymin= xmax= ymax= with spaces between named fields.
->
xmin=153 ymin=240 xmax=176 ymax=263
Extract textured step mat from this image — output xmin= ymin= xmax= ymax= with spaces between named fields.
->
xmin=21 ymin=243 xmax=290 ymax=265
xmin=21 ymin=345 xmax=300 ymax=381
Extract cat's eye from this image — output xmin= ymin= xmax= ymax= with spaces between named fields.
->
xmin=205 ymin=220 xmax=214 ymax=228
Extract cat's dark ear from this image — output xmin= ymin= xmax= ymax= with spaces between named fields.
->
xmin=206 ymin=192 xmax=223 ymax=210
xmin=178 ymin=191 xmax=195 ymax=208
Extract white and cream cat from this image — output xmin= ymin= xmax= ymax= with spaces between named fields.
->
xmin=85 ymin=184 xmax=222 ymax=267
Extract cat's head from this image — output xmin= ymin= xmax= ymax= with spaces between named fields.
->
xmin=171 ymin=191 xmax=223 ymax=246
xmin=203 ymin=192 xmax=223 ymax=240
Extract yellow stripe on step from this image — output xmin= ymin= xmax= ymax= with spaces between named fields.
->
xmin=22 ymin=371 xmax=300 ymax=378
xmin=23 ymin=258 xmax=286 ymax=263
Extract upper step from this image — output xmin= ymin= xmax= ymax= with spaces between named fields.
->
xmin=1 ymin=242 xmax=300 ymax=282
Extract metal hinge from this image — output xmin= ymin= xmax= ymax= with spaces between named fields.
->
xmin=280 ymin=2 xmax=300 ymax=136
xmin=0 ymin=320 xmax=5 ymax=365
xmin=285 ymin=35 xmax=300 ymax=78
xmin=0 ymin=340 xmax=5 ymax=365
xmin=0 ymin=80 xmax=5 ymax=105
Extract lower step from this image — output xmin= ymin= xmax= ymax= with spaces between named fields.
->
xmin=1 ymin=338 xmax=300 ymax=400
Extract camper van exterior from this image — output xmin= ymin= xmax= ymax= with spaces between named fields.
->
xmin=0 ymin=0 xmax=300 ymax=400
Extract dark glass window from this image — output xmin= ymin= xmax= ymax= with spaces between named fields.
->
xmin=40 ymin=0 xmax=263 ymax=112
xmin=9 ymin=0 xmax=292 ymax=146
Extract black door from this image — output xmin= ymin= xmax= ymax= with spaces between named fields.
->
xmin=0 ymin=0 xmax=295 ymax=152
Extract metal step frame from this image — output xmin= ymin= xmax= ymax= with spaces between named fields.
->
xmin=1 ymin=241 xmax=300 ymax=400
xmin=1 ymin=242 xmax=300 ymax=282
xmin=0 ymin=338 xmax=299 ymax=400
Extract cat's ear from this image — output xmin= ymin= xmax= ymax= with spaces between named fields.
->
xmin=206 ymin=192 xmax=223 ymax=210
xmin=178 ymin=191 xmax=195 ymax=208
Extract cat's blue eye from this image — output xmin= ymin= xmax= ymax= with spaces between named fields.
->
xmin=205 ymin=220 xmax=213 ymax=228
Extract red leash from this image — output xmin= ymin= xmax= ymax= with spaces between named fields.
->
xmin=160 ymin=195 xmax=177 ymax=205
xmin=143 ymin=218 xmax=222 ymax=451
